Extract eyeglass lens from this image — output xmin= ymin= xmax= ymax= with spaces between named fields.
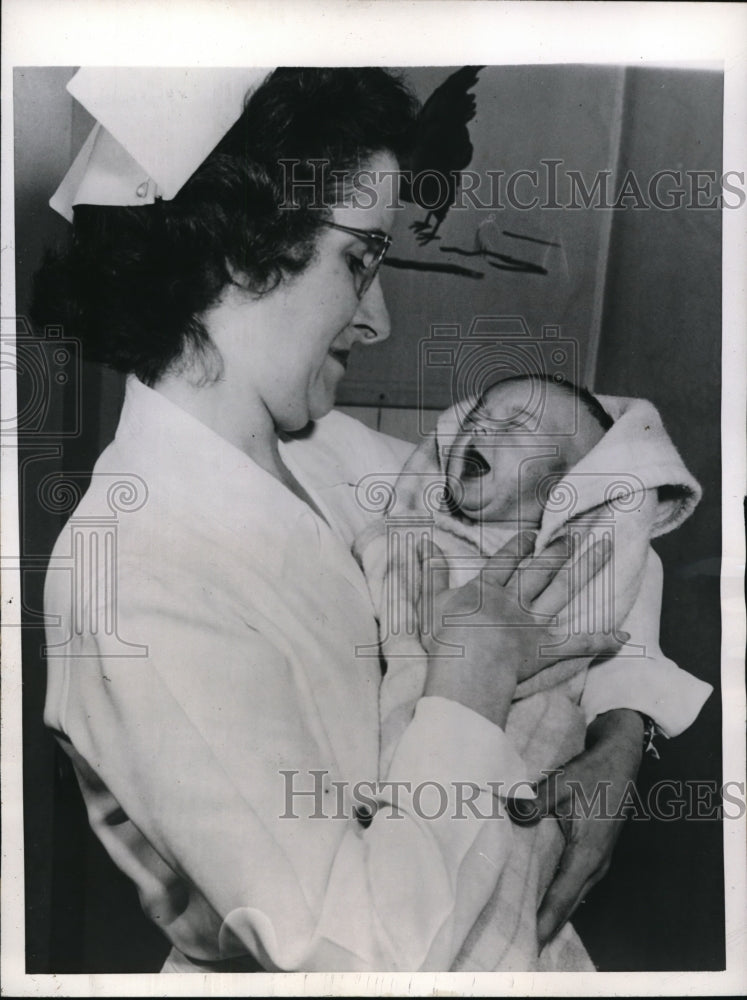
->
xmin=321 ymin=221 xmax=390 ymax=298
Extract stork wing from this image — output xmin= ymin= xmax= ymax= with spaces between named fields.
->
xmin=401 ymin=66 xmax=484 ymax=208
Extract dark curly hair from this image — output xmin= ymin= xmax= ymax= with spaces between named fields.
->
xmin=32 ymin=68 xmax=419 ymax=385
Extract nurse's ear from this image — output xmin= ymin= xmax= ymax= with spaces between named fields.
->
xmin=225 ymin=259 xmax=250 ymax=288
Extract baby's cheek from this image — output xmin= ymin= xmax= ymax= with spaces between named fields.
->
xmin=457 ymin=477 xmax=483 ymax=509
xmin=463 ymin=471 xmax=509 ymax=519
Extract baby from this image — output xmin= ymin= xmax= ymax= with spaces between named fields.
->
xmin=445 ymin=375 xmax=611 ymax=520
xmin=354 ymin=373 xmax=711 ymax=970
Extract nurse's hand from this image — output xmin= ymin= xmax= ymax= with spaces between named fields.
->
xmin=419 ymin=532 xmax=625 ymax=728
xmin=535 ymin=707 xmax=645 ymax=948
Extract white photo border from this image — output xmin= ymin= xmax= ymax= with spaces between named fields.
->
xmin=2 ymin=1 xmax=745 ymax=996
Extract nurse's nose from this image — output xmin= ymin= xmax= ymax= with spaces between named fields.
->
xmin=352 ymin=275 xmax=392 ymax=345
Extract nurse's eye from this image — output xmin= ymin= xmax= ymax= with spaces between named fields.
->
xmin=346 ymin=253 xmax=368 ymax=276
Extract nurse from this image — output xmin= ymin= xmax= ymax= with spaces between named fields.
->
xmin=37 ymin=67 xmax=646 ymax=972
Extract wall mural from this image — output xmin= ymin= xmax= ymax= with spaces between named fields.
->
xmin=390 ymin=66 xmax=549 ymax=278
xmin=341 ymin=63 xmax=625 ymax=409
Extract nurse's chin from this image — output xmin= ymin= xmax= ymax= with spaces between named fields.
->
xmin=277 ymin=391 xmax=338 ymax=435
xmin=300 ymin=392 xmax=339 ymax=428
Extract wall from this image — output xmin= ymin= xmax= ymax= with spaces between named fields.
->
xmin=340 ymin=64 xmax=627 ymax=409
xmin=574 ymin=66 xmax=723 ymax=969
xmin=14 ymin=67 xmax=165 ymax=972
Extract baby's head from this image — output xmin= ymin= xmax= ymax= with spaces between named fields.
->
xmin=444 ymin=375 xmax=614 ymax=525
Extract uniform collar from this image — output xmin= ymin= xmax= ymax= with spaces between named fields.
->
xmin=114 ymin=377 xmax=372 ymax=598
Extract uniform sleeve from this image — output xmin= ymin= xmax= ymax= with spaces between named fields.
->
xmin=50 ymin=571 xmax=528 ymax=973
xmin=581 ymin=548 xmax=713 ymax=736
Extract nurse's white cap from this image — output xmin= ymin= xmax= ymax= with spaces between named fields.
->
xmin=50 ymin=67 xmax=273 ymax=222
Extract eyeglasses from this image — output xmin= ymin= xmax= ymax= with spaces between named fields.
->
xmin=320 ymin=221 xmax=392 ymax=299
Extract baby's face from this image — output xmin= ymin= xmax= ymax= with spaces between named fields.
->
xmin=444 ymin=380 xmax=606 ymax=525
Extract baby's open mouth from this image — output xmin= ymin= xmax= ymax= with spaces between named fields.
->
xmin=461 ymin=444 xmax=491 ymax=479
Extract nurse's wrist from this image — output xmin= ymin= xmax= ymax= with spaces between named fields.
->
xmin=423 ymin=657 xmax=515 ymax=729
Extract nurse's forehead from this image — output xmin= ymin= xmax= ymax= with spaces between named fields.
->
xmin=333 ymin=198 xmax=396 ymax=236
xmin=333 ymin=151 xmax=400 ymax=233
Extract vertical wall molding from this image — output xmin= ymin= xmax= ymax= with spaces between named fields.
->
xmin=584 ymin=66 xmax=628 ymax=391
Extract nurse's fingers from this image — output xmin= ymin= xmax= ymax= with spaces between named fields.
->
xmin=490 ymin=534 xmax=571 ymax=604
xmin=479 ymin=530 xmax=537 ymax=588
xmin=537 ymin=841 xmax=599 ymax=948
xmin=530 ymin=536 xmax=612 ymax=615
